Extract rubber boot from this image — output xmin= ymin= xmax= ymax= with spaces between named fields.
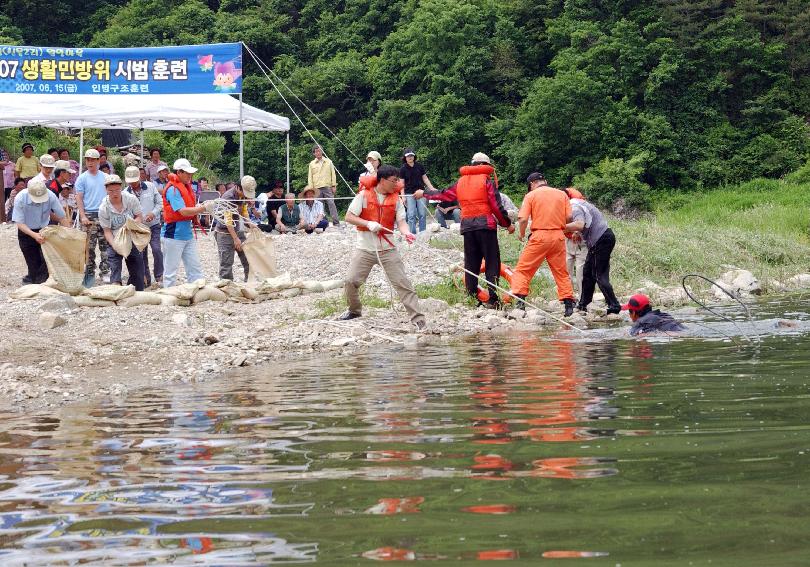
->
xmin=563 ymin=299 xmax=575 ymax=317
xmin=514 ymin=294 xmax=527 ymax=310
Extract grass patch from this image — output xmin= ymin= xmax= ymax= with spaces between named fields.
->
xmin=314 ymin=289 xmax=391 ymax=318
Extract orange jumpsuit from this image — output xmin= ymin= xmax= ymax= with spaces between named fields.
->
xmin=510 ymin=187 xmax=574 ymax=300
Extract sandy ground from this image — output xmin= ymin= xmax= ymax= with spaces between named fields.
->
xmin=1 ymin=221 xmax=585 ymax=413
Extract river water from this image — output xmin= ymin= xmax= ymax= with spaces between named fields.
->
xmin=2 ymin=298 xmax=810 ymax=565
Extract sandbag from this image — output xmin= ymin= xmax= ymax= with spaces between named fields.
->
xmin=300 ymin=281 xmax=324 ymax=294
xmin=279 ymin=288 xmax=301 ymax=298
xmin=82 ymin=284 xmax=135 ymax=302
xmin=73 ymin=295 xmax=116 ymax=307
xmin=9 ymin=284 xmax=69 ymax=300
xmin=192 ymin=286 xmax=228 ymax=304
xmin=39 ymin=226 xmax=87 ymax=295
xmin=255 ymin=272 xmax=293 ymax=294
xmin=118 ymin=291 xmax=165 ymax=307
xmin=242 ymin=228 xmax=278 ymax=282
xmin=111 ymin=218 xmax=151 ymax=257
xmin=321 ymin=279 xmax=344 ymax=292
xmin=215 ymin=279 xmax=258 ymax=301
xmin=159 ymin=295 xmax=189 ymax=307
xmin=158 ymin=280 xmax=205 ymax=300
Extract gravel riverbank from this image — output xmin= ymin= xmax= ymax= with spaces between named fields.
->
xmin=0 ymin=222 xmax=594 ymax=412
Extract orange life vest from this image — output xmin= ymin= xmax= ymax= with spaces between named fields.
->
xmin=456 ymin=164 xmax=495 ymax=219
xmin=162 ymin=173 xmax=197 ymax=225
xmin=356 ymin=185 xmax=399 ymax=247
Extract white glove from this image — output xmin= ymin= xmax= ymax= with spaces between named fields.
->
xmin=366 ymin=221 xmax=381 ymax=233
xmin=364 ymin=162 xmax=374 ymax=173
xmin=202 ymin=199 xmax=218 ymax=213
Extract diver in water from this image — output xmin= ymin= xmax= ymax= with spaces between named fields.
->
xmin=622 ymin=294 xmax=686 ymax=336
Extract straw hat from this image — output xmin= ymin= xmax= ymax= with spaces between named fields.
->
xmin=299 ymin=185 xmax=316 ymax=199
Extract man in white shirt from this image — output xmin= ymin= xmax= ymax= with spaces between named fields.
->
xmin=298 ymin=186 xmax=329 ymax=233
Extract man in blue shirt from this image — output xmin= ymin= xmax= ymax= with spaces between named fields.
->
xmin=161 ymin=158 xmax=212 ymax=287
xmin=75 ymin=148 xmax=110 ymax=287
xmin=12 ymin=179 xmax=69 ymax=284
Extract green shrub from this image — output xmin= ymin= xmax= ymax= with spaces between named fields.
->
xmin=573 ymin=153 xmax=650 ymax=210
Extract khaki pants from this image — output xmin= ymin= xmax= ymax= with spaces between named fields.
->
xmin=344 ymin=248 xmax=425 ymax=324
xmin=566 ymin=237 xmax=588 ymax=297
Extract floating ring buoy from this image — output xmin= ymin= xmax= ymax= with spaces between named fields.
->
xmin=476 ymin=261 xmax=514 ymax=304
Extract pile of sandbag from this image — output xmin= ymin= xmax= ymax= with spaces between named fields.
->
xmin=8 ymin=273 xmax=345 ymax=309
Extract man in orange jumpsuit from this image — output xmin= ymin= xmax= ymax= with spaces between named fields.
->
xmin=510 ymin=172 xmax=575 ymax=316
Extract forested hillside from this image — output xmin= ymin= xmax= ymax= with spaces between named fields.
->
xmin=2 ymin=0 xmax=809 ymax=203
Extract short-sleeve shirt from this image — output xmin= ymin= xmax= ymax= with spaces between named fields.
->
xmin=266 ymin=195 xmax=285 ymax=220
xmin=161 ymin=186 xmax=193 ymax=240
xmin=347 ymin=190 xmax=406 ymax=251
xmin=570 ymin=198 xmax=609 ymax=248
xmin=98 ymin=192 xmax=142 ymax=235
xmin=400 ymin=162 xmax=427 ymax=195
xmin=11 ymin=189 xmax=65 ymax=229
xmin=75 ymin=170 xmax=108 ymax=213
xmin=15 ymin=156 xmax=40 ymax=178
xmin=519 ymin=187 xmax=571 ymax=232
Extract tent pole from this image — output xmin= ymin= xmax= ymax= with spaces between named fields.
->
xmin=78 ymin=124 xmax=84 ymax=176
xmin=286 ymin=131 xmax=290 ymax=192
xmin=140 ymin=122 xmax=144 ymax=164
xmin=239 ymin=93 xmax=244 ymax=179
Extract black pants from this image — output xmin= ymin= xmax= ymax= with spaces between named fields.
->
xmin=463 ymin=229 xmax=501 ymax=303
xmin=18 ymin=229 xmax=49 ymax=284
xmin=107 ymin=246 xmax=145 ymax=291
xmin=579 ymin=228 xmax=620 ymax=309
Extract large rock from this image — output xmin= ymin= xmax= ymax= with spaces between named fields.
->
xmin=39 ymin=312 xmax=67 ymax=329
xmin=713 ymin=269 xmax=761 ymax=299
xmin=38 ymin=295 xmax=77 ymax=314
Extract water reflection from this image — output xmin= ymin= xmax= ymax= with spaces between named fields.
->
xmin=1 ymin=312 xmax=810 ymax=563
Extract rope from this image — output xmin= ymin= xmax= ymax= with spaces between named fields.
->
xmin=681 ymin=274 xmax=757 ymax=344
xmin=243 ymin=42 xmax=367 ymax=168
xmin=241 ymin=44 xmax=358 ymax=196
xmin=377 ymin=226 xmax=585 ymax=333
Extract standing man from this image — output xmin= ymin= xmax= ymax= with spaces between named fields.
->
xmin=14 ymin=143 xmax=39 ymax=182
xmin=161 ymin=158 xmax=211 ymax=287
xmin=125 ymin=166 xmax=164 ymax=288
xmin=561 ymin=187 xmax=588 ymax=298
xmin=75 ymin=148 xmax=111 ymax=287
xmin=32 ymin=154 xmax=56 ymax=184
xmin=12 ymin=179 xmax=69 ymax=284
xmin=154 ymin=164 xmax=170 ymax=194
xmin=214 ymin=177 xmax=254 ymax=281
xmin=400 ymin=148 xmax=437 ymax=234
xmin=98 ymin=174 xmax=145 ymax=291
xmin=564 ymin=196 xmax=621 ymax=314
xmin=414 ymin=152 xmax=513 ymax=308
xmin=341 ymin=165 xmax=426 ymax=330
xmin=145 ymin=148 xmax=167 ymax=182
xmin=307 ymin=145 xmax=339 ymax=226
xmin=510 ymin=172 xmax=575 ymax=315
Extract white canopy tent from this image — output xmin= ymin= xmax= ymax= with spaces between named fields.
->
xmin=0 ymin=92 xmax=291 ymax=184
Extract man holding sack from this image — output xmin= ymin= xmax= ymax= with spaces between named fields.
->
xmin=98 ymin=174 xmax=146 ymax=291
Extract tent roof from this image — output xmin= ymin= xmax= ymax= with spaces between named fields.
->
xmin=0 ymin=93 xmax=289 ymax=132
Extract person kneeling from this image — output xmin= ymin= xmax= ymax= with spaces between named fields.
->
xmin=623 ymin=294 xmax=686 ymax=336
xmin=299 ymin=186 xmax=330 ymax=234
xmin=276 ymin=193 xmax=301 ymax=234
xmin=98 ymin=175 xmax=145 ymax=290
xmin=340 ymin=165 xmax=427 ymax=331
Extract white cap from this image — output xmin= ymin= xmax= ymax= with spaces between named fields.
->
xmin=27 ymin=179 xmax=50 ymax=204
xmin=172 ymin=158 xmax=198 ymax=173
xmin=471 ymin=152 xmax=490 ymax=164
xmin=54 ymin=160 xmax=76 ymax=174
xmin=104 ymin=174 xmax=123 ymax=186
xmin=157 ymin=164 xmax=168 ymax=172
xmin=124 ymin=166 xmax=140 ymax=183
xmin=84 ymin=148 xmax=101 ymax=159
xmin=241 ymin=175 xmax=257 ymax=198
xmin=39 ymin=154 xmax=56 ymax=168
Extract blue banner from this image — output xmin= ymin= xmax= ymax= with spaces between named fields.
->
xmin=0 ymin=43 xmax=242 ymax=95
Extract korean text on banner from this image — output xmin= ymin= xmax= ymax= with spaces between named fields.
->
xmin=0 ymin=43 xmax=242 ymax=95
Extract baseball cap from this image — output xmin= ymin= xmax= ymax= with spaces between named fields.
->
xmin=367 ymin=150 xmax=382 ymax=162
xmin=157 ymin=164 xmax=168 ymax=173
xmin=84 ymin=148 xmax=100 ymax=159
xmin=241 ymin=175 xmax=257 ymax=198
xmin=55 ymin=160 xmax=76 ymax=174
xmin=27 ymin=179 xmax=49 ymax=204
xmin=173 ymin=158 xmax=198 ymax=173
xmin=104 ymin=174 xmax=123 ymax=186
xmin=22 ymin=143 xmax=34 ymax=152
xmin=526 ymin=172 xmax=545 ymax=184
xmin=39 ymin=154 xmax=56 ymax=168
xmin=471 ymin=152 xmax=490 ymax=164
xmin=621 ymin=293 xmax=651 ymax=312
xmin=403 ymin=148 xmax=416 ymax=157
xmin=124 ymin=166 xmax=140 ymax=183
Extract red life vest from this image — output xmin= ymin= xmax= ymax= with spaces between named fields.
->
xmin=457 ymin=164 xmax=495 ymax=219
xmin=162 ymin=174 xmax=197 ymax=225
xmin=356 ymin=183 xmax=399 ymax=247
